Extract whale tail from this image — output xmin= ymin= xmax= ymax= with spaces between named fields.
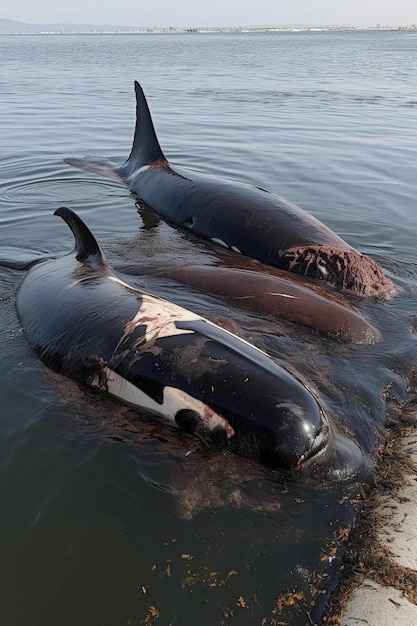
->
xmin=54 ymin=207 xmax=109 ymax=269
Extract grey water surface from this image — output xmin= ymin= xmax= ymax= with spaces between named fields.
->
xmin=1 ymin=31 xmax=417 ymax=625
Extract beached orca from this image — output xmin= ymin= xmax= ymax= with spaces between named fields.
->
xmin=65 ymin=81 xmax=395 ymax=300
xmin=118 ymin=261 xmax=381 ymax=344
xmin=0 ymin=248 xmax=382 ymax=345
xmin=0 ymin=245 xmax=382 ymax=344
xmin=14 ymin=207 xmax=342 ymax=470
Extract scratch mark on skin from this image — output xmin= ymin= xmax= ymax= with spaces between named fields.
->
xmin=233 ymin=295 xmax=256 ymax=300
xmin=108 ymin=274 xmax=142 ymax=291
xmin=233 ymin=293 xmax=298 ymax=300
xmin=64 ymin=274 xmax=140 ymax=292
xmin=269 ymin=293 xmax=298 ymax=298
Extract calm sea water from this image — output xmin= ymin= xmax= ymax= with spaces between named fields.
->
xmin=1 ymin=31 xmax=417 ymax=625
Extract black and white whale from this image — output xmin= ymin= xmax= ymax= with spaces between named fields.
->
xmin=65 ymin=81 xmax=396 ymax=300
xmin=14 ymin=207 xmax=344 ymax=471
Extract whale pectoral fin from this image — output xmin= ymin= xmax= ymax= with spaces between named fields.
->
xmin=0 ymin=248 xmax=51 ymax=271
xmin=64 ymin=156 xmax=123 ymax=182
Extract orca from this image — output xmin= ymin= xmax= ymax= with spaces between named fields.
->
xmin=0 ymin=247 xmax=382 ymax=344
xmin=14 ymin=207 xmax=344 ymax=471
xmin=118 ymin=261 xmax=381 ymax=344
xmin=65 ymin=81 xmax=396 ymax=300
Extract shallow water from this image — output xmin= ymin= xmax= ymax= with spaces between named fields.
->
xmin=1 ymin=30 xmax=417 ymax=625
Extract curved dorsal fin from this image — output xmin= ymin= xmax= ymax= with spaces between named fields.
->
xmin=122 ymin=81 xmax=166 ymax=171
xmin=54 ymin=207 xmax=109 ymax=268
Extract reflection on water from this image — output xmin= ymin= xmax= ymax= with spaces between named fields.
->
xmin=1 ymin=30 xmax=417 ymax=625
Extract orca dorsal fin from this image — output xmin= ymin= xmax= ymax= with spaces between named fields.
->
xmin=123 ymin=81 xmax=167 ymax=171
xmin=54 ymin=207 xmax=109 ymax=269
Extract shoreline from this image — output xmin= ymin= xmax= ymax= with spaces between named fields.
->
xmin=1 ymin=25 xmax=416 ymax=35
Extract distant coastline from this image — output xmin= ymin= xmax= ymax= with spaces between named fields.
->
xmin=0 ymin=18 xmax=416 ymax=35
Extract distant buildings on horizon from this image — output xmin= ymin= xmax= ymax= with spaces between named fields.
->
xmin=0 ymin=18 xmax=416 ymax=35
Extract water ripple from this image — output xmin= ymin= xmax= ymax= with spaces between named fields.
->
xmin=0 ymin=154 xmax=127 ymax=207
xmin=191 ymin=87 xmax=413 ymax=109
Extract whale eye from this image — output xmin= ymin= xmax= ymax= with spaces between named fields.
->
xmin=175 ymin=409 xmax=201 ymax=433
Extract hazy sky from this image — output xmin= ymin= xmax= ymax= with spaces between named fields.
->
xmin=2 ymin=0 xmax=415 ymax=27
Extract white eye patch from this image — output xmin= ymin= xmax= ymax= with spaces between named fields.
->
xmin=92 ymin=366 xmax=235 ymax=439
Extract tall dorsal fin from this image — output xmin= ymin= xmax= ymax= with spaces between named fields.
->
xmin=122 ymin=81 xmax=167 ymax=172
xmin=54 ymin=207 xmax=109 ymax=268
